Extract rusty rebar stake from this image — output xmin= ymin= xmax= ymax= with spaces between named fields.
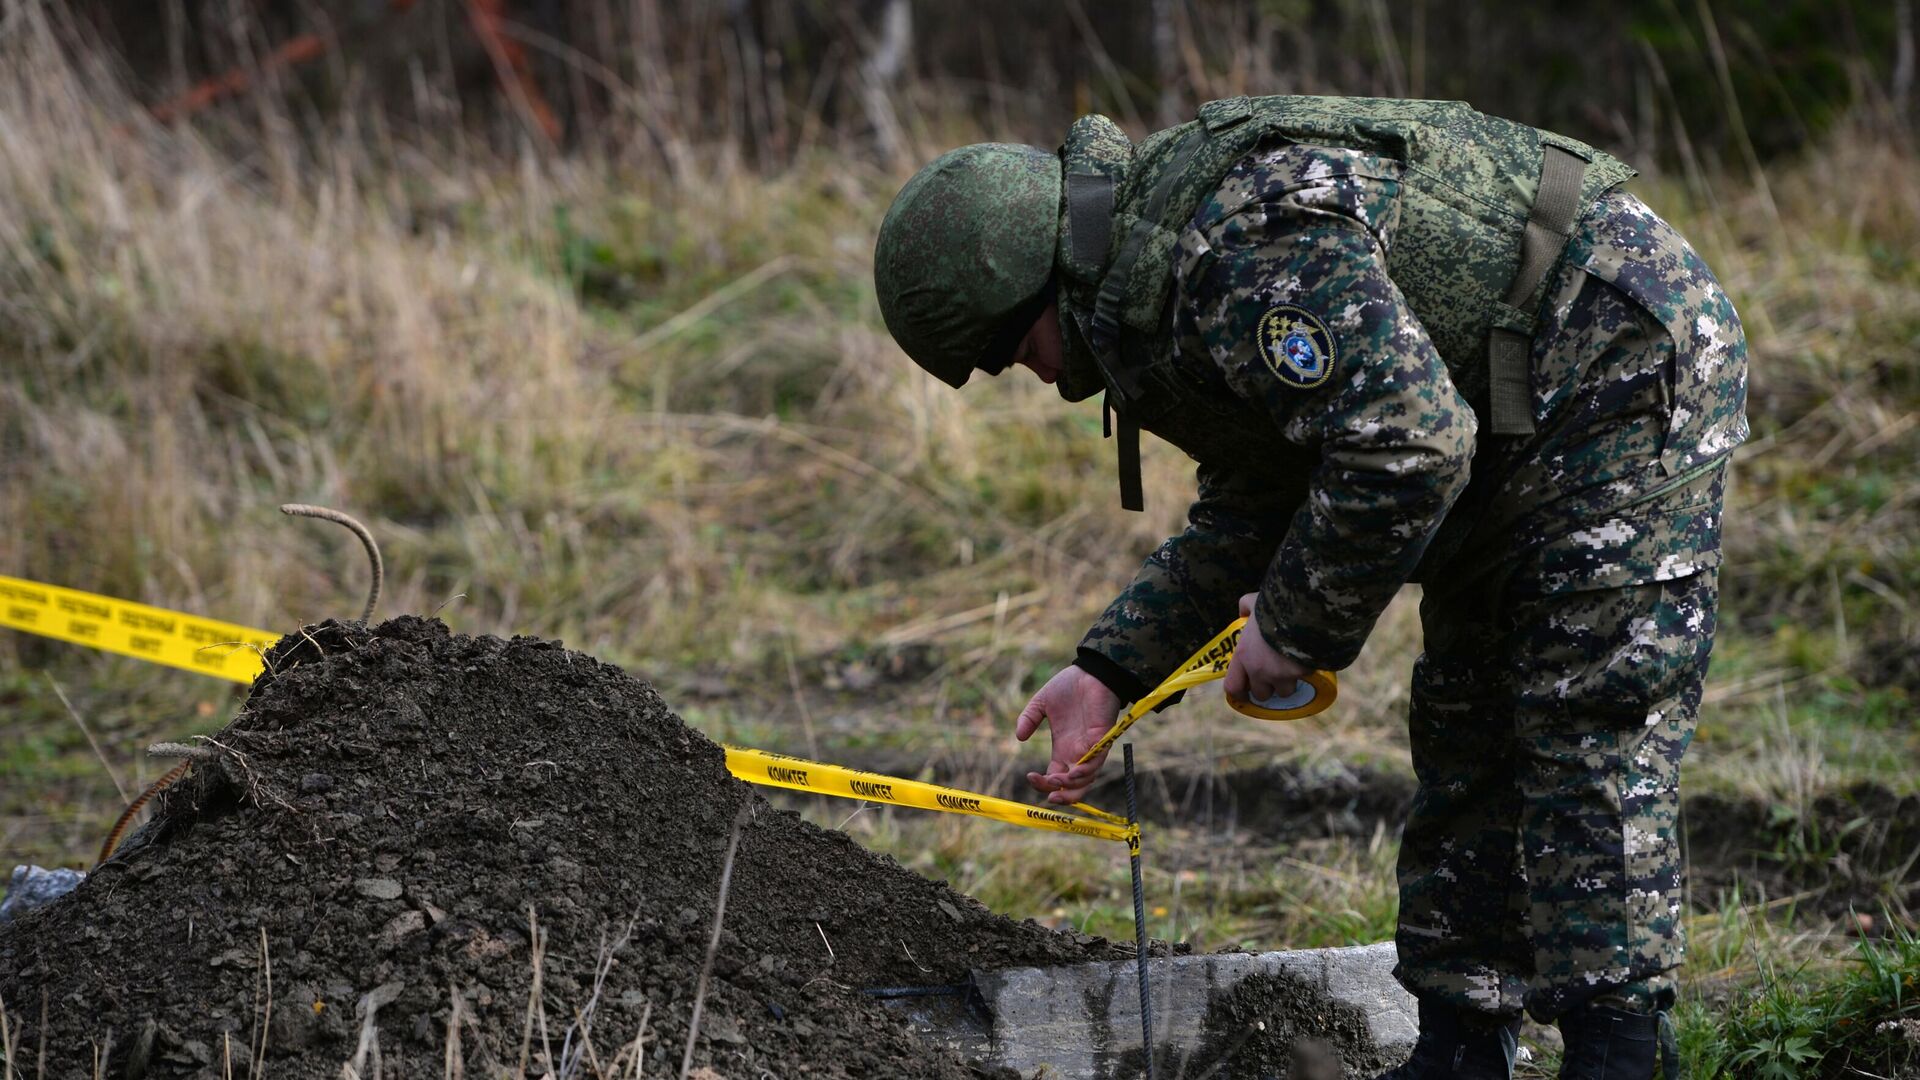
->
xmin=1126 ymin=743 xmax=1155 ymax=1080
xmin=280 ymin=504 xmax=383 ymax=622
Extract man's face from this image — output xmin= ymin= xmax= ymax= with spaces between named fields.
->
xmin=1004 ymin=301 xmax=1064 ymax=384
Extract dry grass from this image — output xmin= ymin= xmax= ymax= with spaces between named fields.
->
xmin=0 ymin=9 xmax=1916 ymax=1067
xmin=0 ymin=10 xmax=1166 ymax=675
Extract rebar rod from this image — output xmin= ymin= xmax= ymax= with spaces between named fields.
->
xmin=1126 ymin=743 xmax=1155 ymax=1080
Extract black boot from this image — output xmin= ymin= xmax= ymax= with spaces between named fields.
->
xmin=1557 ymin=1004 xmax=1680 ymax=1079
xmin=1369 ymin=997 xmax=1520 ymax=1080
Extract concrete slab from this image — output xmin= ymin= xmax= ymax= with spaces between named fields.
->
xmin=895 ymin=942 xmax=1417 ymax=1079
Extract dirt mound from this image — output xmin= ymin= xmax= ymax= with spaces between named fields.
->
xmin=0 ymin=617 xmax=1118 ymax=1078
xmin=1196 ymin=972 xmax=1395 ymax=1079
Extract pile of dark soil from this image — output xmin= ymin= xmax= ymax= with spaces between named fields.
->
xmin=1197 ymin=973 xmax=1393 ymax=1079
xmin=0 ymin=617 xmax=1118 ymax=1078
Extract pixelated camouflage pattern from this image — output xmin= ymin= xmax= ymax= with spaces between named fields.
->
xmin=1575 ymin=190 xmax=1750 ymax=476
xmin=1071 ymin=141 xmax=1746 ymax=1023
xmin=1077 ymin=145 xmax=1747 ymax=686
xmin=1054 ymin=96 xmax=1635 ymax=413
xmin=874 ymin=142 xmax=1060 ymax=388
xmin=1075 ymin=463 xmax=1311 ymax=686
xmin=1395 ymin=553 xmax=1718 ymax=1021
xmin=1419 ymin=188 xmax=1750 ymax=596
xmin=1521 ymin=464 xmax=1726 ymax=595
xmin=1056 ymin=113 xmax=1134 ymax=286
xmin=1052 ymin=114 xmax=1138 ymax=403
xmin=1078 ymin=143 xmax=1478 ymax=676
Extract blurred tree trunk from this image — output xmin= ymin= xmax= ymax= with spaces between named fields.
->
xmin=858 ymin=0 xmax=910 ymax=166
xmin=1151 ymin=0 xmax=1179 ymax=127
xmin=1896 ymin=0 xmax=1914 ymax=129
xmin=68 ymin=0 xmax=1916 ymax=167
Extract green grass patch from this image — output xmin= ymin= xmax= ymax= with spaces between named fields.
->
xmin=1679 ymin=921 xmax=1920 ymax=1078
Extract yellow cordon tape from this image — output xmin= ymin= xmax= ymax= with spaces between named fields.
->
xmin=0 ymin=575 xmax=1135 ymax=846
xmin=1073 ymin=616 xmax=1339 ymax=767
xmin=0 ymin=576 xmax=277 ymax=683
xmin=724 ymin=746 xmax=1135 ymax=848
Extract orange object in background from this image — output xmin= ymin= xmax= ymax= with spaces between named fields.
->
xmin=144 ymin=0 xmax=561 ymax=144
xmin=147 ymin=29 xmax=331 ymax=125
xmin=463 ymin=0 xmax=562 ymax=142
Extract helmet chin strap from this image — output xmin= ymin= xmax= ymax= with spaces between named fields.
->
xmin=1053 ymin=309 xmax=1106 ymax=404
xmin=1051 ymin=306 xmax=1145 ymax=510
xmin=1053 ymin=307 xmax=1145 ymax=511
xmin=1105 ymin=395 xmax=1144 ymax=512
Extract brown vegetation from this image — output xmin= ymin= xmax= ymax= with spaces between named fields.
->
xmin=1 ymin=2 xmax=1916 ymax=1073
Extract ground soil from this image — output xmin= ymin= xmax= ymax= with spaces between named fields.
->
xmin=8 ymin=618 xmax=1905 ymax=1079
xmin=1193 ymin=972 xmax=1392 ymax=1080
xmin=1685 ymin=784 xmax=1920 ymax=916
xmin=0 ymin=617 xmax=1123 ymax=1079
xmin=871 ymin=749 xmax=1920 ymax=918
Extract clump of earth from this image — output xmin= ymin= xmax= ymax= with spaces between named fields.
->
xmin=0 ymin=617 xmax=1123 ymax=1078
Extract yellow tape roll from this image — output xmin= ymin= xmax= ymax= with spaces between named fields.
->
xmin=1226 ymin=670 xmax=1338 ymax=721
xmin=1075 ymin=616 xmax=1337 ymax=766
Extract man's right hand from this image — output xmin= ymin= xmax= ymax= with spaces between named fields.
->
xmin=1015 ymin=665 xmax=1124 ymax=804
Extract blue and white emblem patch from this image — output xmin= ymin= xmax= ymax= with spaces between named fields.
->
xmin=1256 ymin=304 xmax=1336 ymax=389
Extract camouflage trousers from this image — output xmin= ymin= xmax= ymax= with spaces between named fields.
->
xmin=1387 ymin=184 xmax=1741 ymax=1023
xmin=1392 ymin=531 xmax=1719 ymax=1022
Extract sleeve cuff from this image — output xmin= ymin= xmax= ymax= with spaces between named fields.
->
xmin=1253 ymin=592 xmax=1351 ymax=672
xmin=1074 ymin=648 xmax=1185 ymax=712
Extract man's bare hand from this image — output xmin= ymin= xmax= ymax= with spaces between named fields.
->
xmin=1224 ymin=592 xmax=1312 ymax=706
xmin=1015 ymin=665 xmax=1123 ymax=804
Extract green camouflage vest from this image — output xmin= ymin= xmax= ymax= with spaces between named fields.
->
xmin=1054 ymin=95 xmax=1636 ymax=509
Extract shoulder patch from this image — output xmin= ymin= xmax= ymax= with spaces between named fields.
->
xmin=1256 ymin=304 xmax=1337 ymax=389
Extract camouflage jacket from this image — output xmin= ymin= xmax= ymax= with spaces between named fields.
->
xmin=1074 ymin=143 xmax=1749 ymax=700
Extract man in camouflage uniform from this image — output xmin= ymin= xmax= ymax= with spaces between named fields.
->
xmin=873 ymin=97 xmax=1745 ymax=1080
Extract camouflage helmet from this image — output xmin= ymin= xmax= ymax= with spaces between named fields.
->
xmin=873 ymin=143 xmax=1061 ymax=388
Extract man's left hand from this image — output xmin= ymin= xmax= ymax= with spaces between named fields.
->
xmin=1223 ymin=592 xmax=1313 ymax=705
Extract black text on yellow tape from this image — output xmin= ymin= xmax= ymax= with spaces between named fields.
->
xmin=0 ymin=575 xmax=1132 ymax=847
xmin=724 ymin=746 xmax=1135 ymax=846
xmin=0 ymin=576 xmax=274 ymax=683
